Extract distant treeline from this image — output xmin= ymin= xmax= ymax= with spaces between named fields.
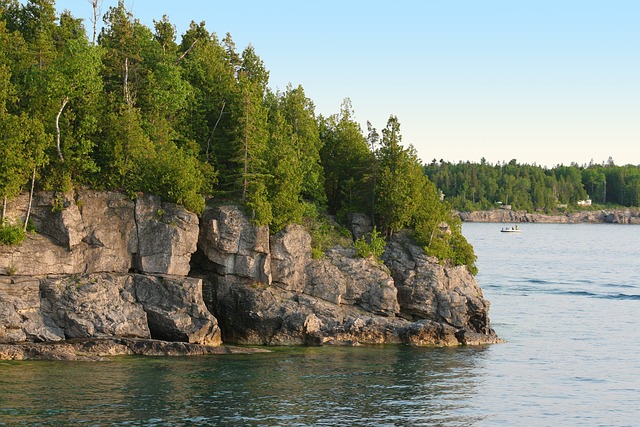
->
xmin=0 ymin=1 xmax=477 ymax=272
xmin=424 ymin=158 xmax=640 ymax=212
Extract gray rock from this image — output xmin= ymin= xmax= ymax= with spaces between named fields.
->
xmin=135 ymin=193 xmax=199 ymax=275
xmin=0 ymin=277 xmax=64 ymax=343
xmin=198 ymin=205 xmax=271 ymax=283
xmin=39 ymin=274 xmax=151 ymax=339
xmin=270 ymin=224 xmax=311 ymax=291
xmin=134 ymin=274 xmax=221 ymax=346
xmin=382 ymin=234 xmax=494 ymax=335
xmin=347 ymin=213 xmax=373 ymax=240
xmin=0 ymin=233 xmax=81 ymax=276
xmin=204 ymin=275 xmax=406 ymax=346
xmin=77 ymin=191 xmax=137 ymax=273
xmin=305 ymin=248 xmax=399 ymax=316
xmin=0 ymin=338 xmax=269 ymax=361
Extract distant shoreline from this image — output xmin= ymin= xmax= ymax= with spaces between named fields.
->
xmin=458 ymin=209 xmax=640 ymax=225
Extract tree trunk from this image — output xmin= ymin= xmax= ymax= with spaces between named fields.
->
xmin=56 ymin=96 xmax=70 ymax=161
xmin=24 ymin=166 xmax=36 ymax=232
xmin=124 ymin=57 xmax=131 ymax=106
xmin=89 ymin=0 xmax=102 ymax=45
xmin=1 ymin=195 xmax=6 ymax=224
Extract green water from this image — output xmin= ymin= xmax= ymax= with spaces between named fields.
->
xmin=0 ymin=345 xmax=488 ymax=426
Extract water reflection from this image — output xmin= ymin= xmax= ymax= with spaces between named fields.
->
xmin=0 ymin=345 xmax=490 ymax=426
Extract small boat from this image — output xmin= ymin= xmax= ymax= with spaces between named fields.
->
xmin=501 ymin=225 xmax=521 ymax=233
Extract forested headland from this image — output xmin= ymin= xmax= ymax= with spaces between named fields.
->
xmin=0 ymin=1 xmax=476 ymax=273
xmin=425 ymin=158 xmax=640 ymax=213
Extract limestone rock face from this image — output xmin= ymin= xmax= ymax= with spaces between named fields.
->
xmin=0 ymin=234 xmax=81 ymax=276
xmin=306 ymin=248 xmax=399 ymax=316
xmin=198 ymin=205 xmax=271 ymax=283
xmin=1 ymin=193 xmax=500 ymax=349
xmin=134 ymin=275 xmax=221 ymax=346
xmin=76 ymin=191 xmax=137 ymax=273
xmin=0 ymin=278 xmax=64 ymax=343
xmin=205 ymin=275 xmax=406 ymax=346
xmin=134 ymin=194 xmax=199 ymax=275
xmin=39 ymin=274 xmax=150 ymax=339
xmin=270 ymin=224 xmax=311 ymax=291
xmin=203 ymin=210 xmax=499 ymax=347
xmin=0 ymin=273 xmax=222 ymax=347
xmin=1 ymin=191 xmax=198 ymax=276
xmin=382 ymin=234 xmax=493 ymax=336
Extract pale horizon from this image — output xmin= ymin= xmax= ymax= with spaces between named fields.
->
xmin=51 ymin=0 xmax=640 ymax=168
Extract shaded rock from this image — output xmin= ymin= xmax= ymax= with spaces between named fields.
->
xmin=135 ymin=194 xmax=199 ymax=275
xmin=204 ymin=275 xmax=406 ymax=346
xmin=0 ymin=277 xmax=64 ymax=343
xmin=346 ymin=213 xmax=373 ymax=240
xmin=39 ymin=274 xmax=150 ymax=339
xmin=270 ymin=224 xmax=311 ymax=291
xmin=197 ymin=205 xmax=271 ymax=283
xmin=134 ymin=275 xmax=221 ymax=346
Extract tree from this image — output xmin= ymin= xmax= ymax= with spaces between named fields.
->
xmin=265 ymin=105 xmax=303 ymax=231
xmin=280 ymin=84 xmax=325 ymax=206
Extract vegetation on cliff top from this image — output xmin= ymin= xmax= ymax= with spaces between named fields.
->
xmin=0 ymin=0 xmax=476 ymax=273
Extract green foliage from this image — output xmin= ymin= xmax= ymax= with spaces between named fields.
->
xmin=0 ymin=1 xmax=479 ymax=276
xmin=354 ymin=227 xmax=386 ymax=261
xmin=303 ymin=208 xmax=352 ymax=259
xmin=0 ymin=222 xmax=26 ymax=245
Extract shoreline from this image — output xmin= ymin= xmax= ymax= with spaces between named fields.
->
xmin=458 ymin=209 xmax=640 ymax=224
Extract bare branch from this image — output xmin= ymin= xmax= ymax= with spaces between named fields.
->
xmin=175 ymin=39 xmax=198 ymax=65
xmin=206 ymin=100 xmax=226 ymax=161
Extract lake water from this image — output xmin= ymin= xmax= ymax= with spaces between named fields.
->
xmin=1 ymin=223 xmax=639 ymax=426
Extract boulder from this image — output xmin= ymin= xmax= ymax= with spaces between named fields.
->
xmin=346 ymin=213 xmax=373 ymax=240
xmin=134 ymin=274 xmax=221 ymax=346
xmin=39 ymin=274 xmax=150 ymax=339
xmin=0 ymin=277 xmax=64 ymax=343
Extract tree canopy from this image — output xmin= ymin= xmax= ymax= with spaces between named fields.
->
xmin=0 ymin=0 xmax=478 ymax=273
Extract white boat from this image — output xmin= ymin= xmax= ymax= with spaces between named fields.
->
xmin=500 ymin=226 xmax=521 ymax=233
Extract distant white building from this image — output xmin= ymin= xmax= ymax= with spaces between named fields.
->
xmin=577 ymin=198 xmax=592 ymax=206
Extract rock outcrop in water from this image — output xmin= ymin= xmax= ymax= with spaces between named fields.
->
xmin=0 ymin=191 xmax=500 ymax=360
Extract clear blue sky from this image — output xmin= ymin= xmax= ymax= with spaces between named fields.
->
xmin=53 ymin=0 xmax=639 ymax=167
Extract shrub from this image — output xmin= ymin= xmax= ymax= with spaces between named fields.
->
xmin=0 ymin=223 xmax=26 ymax=246
xmin=354 ymin=227 xmax=386 ymax=261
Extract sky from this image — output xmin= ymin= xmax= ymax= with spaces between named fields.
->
xmin=51 ymin=0 xmax=639 ymax=167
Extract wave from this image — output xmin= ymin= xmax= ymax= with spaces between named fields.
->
xmin=559 ymin=290 xmax=640 ymax=300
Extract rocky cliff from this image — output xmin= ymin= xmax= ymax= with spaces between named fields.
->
xmin=459 ymin=209 xmax=640 ymax=224
xmin=0 ymin=192 xmax=499 ymax=359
